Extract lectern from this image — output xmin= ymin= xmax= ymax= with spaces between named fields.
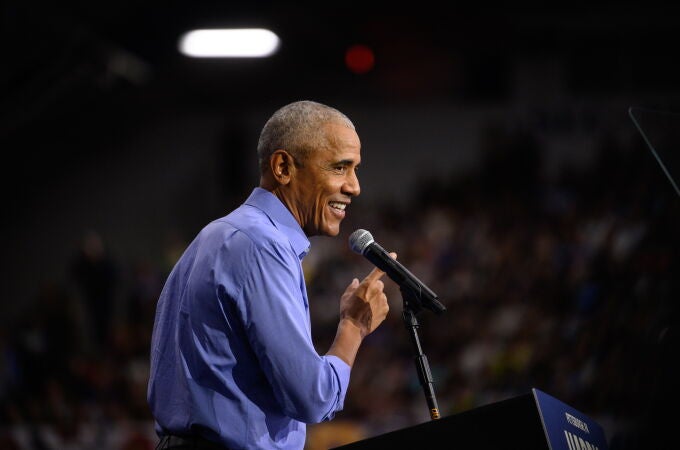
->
xmin=332 ymin=388 xmax=608 ymax=450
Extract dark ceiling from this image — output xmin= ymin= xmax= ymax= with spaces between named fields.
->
xmin=2 ymin=2 xmax=679 ymax=174
xmin=4 ymin=3 xmax=679 ymax=112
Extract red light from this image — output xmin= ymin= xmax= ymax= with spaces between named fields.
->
xmin=345 ymin=44 xmax=375 ymax=74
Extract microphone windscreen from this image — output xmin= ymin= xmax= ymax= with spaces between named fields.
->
xmin=349 ymin=229 xmax=374 ymax=254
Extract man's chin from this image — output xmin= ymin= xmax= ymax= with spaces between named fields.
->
xmin=322 ymin=223 xmax=341 ymax=237
xmin=304 ymin=224 xmax=341 ymax=237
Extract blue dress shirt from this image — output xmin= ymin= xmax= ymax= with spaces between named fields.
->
xmin=147 ymin=187 xmax=351 ymax=449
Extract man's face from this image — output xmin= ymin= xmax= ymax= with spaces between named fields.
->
xmin=291 ymin=122 xmax=361 ymax=237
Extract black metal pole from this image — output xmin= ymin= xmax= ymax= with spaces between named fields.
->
xmin=401 ymin=290 xmax=441 ymax=420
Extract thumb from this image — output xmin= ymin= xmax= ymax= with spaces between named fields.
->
xmin=346 ymin=278 xmax=360 ymax=291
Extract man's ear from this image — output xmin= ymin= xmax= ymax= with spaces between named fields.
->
xmin=270 ymin=150 xmax=295 ymax=185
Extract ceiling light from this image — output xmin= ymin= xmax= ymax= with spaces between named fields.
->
xmin=179 ymin=28 xmax=280 ymax=58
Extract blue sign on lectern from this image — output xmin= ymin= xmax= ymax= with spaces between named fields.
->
xmin=533 ymin=388 xmax=609 ymax=450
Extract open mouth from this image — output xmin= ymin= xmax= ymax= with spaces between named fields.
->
xmin=329 ymin=201 xmax=347 ymax=212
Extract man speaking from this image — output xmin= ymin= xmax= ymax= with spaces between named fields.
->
xmin=147 ymin=100 xmax=394 ymax=450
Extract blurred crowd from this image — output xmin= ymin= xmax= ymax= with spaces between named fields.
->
xmin=1 ymin=126 xmax=678 ymax=450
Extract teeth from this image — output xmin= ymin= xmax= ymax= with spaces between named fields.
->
xmin=329 ymin=202 xmax=346 ymax=210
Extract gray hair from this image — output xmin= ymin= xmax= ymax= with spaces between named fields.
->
xmin=257 ymin=100 xmax=355 ymax=173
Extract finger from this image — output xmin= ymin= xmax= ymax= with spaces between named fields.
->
xmin=364 ymin=265 xmax=387 ymax=283
xmin=368 ymin=279 xmax=385 ymax=296
xmin=363 ymin=252 xmax=397 ymax=283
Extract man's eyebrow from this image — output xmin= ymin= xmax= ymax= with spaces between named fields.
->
xmin=334 ymin=159 xmax=357 ymax=166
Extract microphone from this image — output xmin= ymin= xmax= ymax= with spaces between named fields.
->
xmin=349 ymin=229 xmax=446 ymax=314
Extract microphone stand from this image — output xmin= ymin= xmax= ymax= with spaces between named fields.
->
xmin=400 ymin=287 xmax=441 ymax=420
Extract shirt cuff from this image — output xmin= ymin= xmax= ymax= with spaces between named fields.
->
xmin=325 ymin=355 xmax=351 ymax=408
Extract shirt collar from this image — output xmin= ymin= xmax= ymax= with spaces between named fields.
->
xmin=244 ymin=187 xmax=311 ymax=259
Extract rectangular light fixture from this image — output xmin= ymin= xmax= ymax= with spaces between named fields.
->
xmin=179 ymin=28 xmax=280 ymax=58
